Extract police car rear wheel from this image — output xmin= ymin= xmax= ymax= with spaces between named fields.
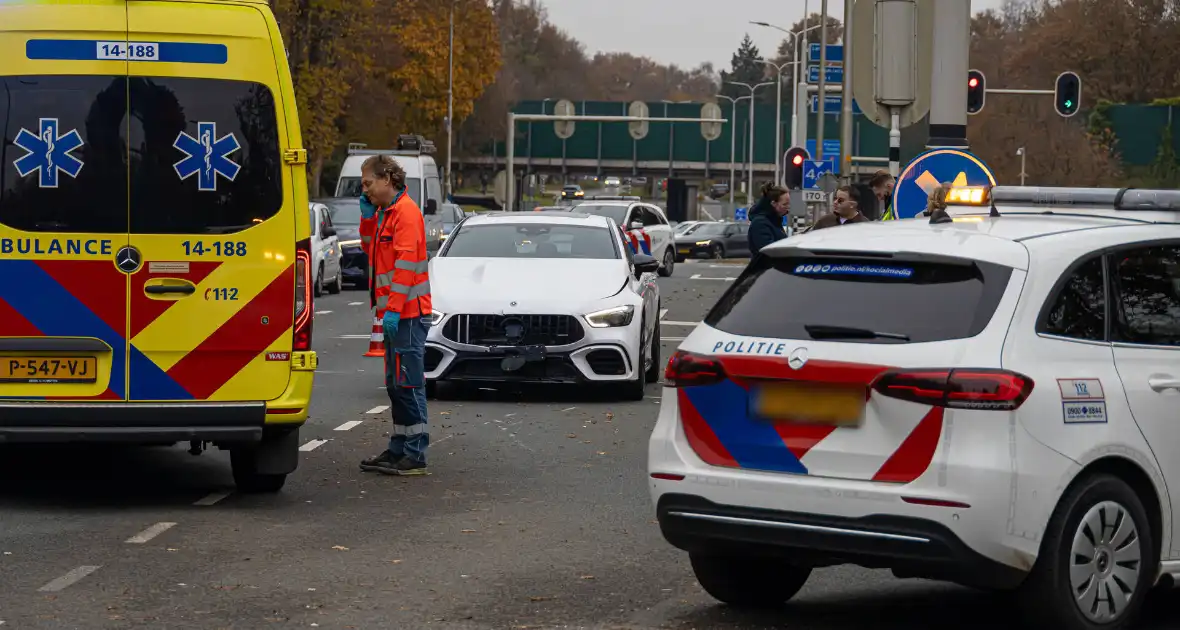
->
xmin=658 ymin=247 xmax=675 ymax=277
xmin=1018 ymin=473 xmax=1154 ymax=630
xmin=690 ymin=552 xmax=811 ymax=608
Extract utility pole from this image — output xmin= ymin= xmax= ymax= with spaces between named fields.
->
xmin=840 ymin=0 xmax=854 ymax=182
xmin=927 ymin=0 xmax=970 ymax=149
xmin=815 ymin=0 xmax=828 ymax=160
xmin=445 ymin=1 xmax=455 ymax=197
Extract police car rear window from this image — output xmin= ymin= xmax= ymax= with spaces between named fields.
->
xmin=1 ymin=75 xmax=283 ymax=236
xmin=704 ymin=255 xmax=1013 ymax=343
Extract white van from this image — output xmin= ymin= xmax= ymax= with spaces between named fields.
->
xmin=335 ymin=134 xmax=443 ymax=216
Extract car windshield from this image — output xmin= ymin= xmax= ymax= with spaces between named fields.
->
xmin=689 ymin=223 xmax=728 ymax=236
xmin=572 ymin=204 xmax=628 ymax=225
xmin=444 ymin=223 xmax=618 ymax=259
xmin=321 ymin=198 xmax=362 ymax=226
xmin=336 ymin=177 xmax=423 ymax=208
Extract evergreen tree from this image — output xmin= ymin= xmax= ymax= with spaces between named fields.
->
xmin=719 ymin=35 xmax=770 ymax=102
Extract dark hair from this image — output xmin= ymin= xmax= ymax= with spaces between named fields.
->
xmin=836 ymin=185 xmax=860 ymax=206
xmin=760 ymin=181 xmax=788 ymax=201
xmin=361 ymin=154 xmax=407 ymax=190
xmin=869 ymin=171 xmax=893 ymax=189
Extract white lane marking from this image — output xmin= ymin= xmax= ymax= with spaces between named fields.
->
xmin=300 ymin=439 xmax=328 ymax=452
xmin=315 ymin=310 xmax=333 ymax=315
xmin=125 ymin=522 xmax=176 ymax=544
xmin=194 ymin=491 xmax=232 ymax=506
xmin=561 ymin=407 xmax=576 ymax=412
xmin=38 ymin=566 xmax=101 ymax=592
xmin=663 ymin=337 xmax=686 ymax=341
xmin=659 ymin=308 xmax=668 ymax=320
xmin=338 ymin=334 xmax=371 ymax=339
xmin=660 ymin=321 xmax=699 ymax=327
xmin=335 ymin=420 xmax=363 ymax=431
xmin=348 ymin=301 xmax=365 ymax=306
xmin=366 ymin=405 xmax=389 ymax=414
xmin=690 ymin=274 xmax=736 ymax=281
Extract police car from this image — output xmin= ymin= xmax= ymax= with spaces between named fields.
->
xmin=649 ymin=186 xmax=1180 ymax=630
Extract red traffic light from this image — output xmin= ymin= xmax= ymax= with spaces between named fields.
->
xmin=792 ymin=154 xmax=804 ymax=166
xmin=968 ymin=77 xmax=979 ymax=88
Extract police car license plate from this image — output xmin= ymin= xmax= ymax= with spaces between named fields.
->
xmin=0 ymin=357 xmax=98 ymax=383
xmin=752 ymin=381 xmax=865 ymax=426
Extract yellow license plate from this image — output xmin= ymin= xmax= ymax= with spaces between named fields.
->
xmin=678 ymin=248 xmax=691 ymax=254
xmin=752 ymin=381 xmax=866 ymax=426
xmin=0 ymin=357 xmax=98 ymax=384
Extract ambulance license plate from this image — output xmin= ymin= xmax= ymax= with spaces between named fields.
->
xmin=751 ymin=381 xmax=866 ymax=426
xmin=0 ymin=357 xmax=98 ymax=383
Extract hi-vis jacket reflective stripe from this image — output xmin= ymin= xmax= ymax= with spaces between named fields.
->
xmin=360 ymin=190 xmax=432 ymax=320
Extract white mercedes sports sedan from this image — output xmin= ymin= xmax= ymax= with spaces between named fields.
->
xmin=424 ymin=211 xmax=663 ymax=400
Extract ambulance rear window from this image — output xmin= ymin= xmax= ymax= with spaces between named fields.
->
xmin=0 ymin=75 xmax=283 ymax=236
xmin=705 ymin=254 xmax=1014 ymax=344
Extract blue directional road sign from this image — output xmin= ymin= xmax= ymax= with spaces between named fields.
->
xmin=809 ymin=43 xmax=844 ymax=64
xmin=803 ymin=159 xmax=836 ymax=190
xmin=808 ymin=65 xmax=844 ymax=83
xmin=892 ymin=148 xmax=998 ymax=220
xmin=734 ymin=207 xmax=748 ymax=221
xmin=806 ymin=139 xmax=841 ymax=159
xmin=810 ymin=96 xmax=864 ymax=115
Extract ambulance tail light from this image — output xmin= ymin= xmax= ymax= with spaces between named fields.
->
xmin=871 ymin=368 xmax=1033 ymax=411
xmin=294 ymin=238 xmax=313 ymax=351
xmin=664 ymin=351 xmax=726 ymax=388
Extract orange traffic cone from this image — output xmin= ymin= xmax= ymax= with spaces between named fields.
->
xmin=363 ymin=314 xmax=385 ymax=358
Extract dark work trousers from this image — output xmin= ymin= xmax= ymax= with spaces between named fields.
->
xmin=383 ymin=315 xmax=430 ymax=464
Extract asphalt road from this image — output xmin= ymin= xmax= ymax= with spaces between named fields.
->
xmin=4 ymin=258 xmax=1180 ymax=629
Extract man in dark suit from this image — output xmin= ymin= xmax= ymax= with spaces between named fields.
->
xmin=812 ymin=186 xmax=869 ymax=230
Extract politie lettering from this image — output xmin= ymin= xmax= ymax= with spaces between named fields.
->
xmin=0 ymin=238 xmax=112 ymax=256
xmin=712 ymin=339 xmax=788 ymax=355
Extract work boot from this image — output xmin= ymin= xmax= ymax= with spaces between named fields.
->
xmin=359 ymin=451 xmax=400 ymax=473
xmin=381 ymin=458 xmax=428 ymax=476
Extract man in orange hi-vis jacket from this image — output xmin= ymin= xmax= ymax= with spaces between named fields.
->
xmin=356 ymin=155 xmax=432 ymax=476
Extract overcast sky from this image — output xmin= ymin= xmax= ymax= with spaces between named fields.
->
xmin=541 ymin=0 xmax=1008 ymax=70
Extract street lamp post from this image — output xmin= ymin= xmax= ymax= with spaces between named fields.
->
xmin=756 ymin=58 xmax=794 ymax=186
xmin=715 ymin=94 xmax=750 ymax=208
xmin=726 ymin=80 xmax=774 ymax=205
xmin=1017 ymin=147 xmax=1027 ymax=185
xmin=445 ymin=1 xmax=455 ymax=198
xmin=750 ymin=21 xmax=823 ymax=152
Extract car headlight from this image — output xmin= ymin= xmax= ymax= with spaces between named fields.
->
xmin=584 ymin=305 xmax=634 ymax=328
xmin=439 ymin=233 xmax=448 ymax=241
xmin=340 ymin=239 xmax=361 ymax=248
xmin=695 ymin=240 xmax=712 ymax=246
xmin=424 ymin=311 xmax=446 ymax=325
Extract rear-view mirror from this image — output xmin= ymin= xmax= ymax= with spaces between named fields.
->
xmin=628 ymin=221 xmax=643 ymax=231
xmin=633 ymin=253 xmax=660 ymax=276
xmin=425 ymin=199 xmax=438 ymax=215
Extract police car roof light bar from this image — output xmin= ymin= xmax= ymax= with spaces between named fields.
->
xmin=584 ymin=195 xmax=641 ymax=201
xmin=944 ymin=186 xmax=1180 ymax=225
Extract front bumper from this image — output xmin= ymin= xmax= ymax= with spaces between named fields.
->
xmin=425 ymin=314 xmax=641 ymax=384
xmin=675 ymin=243 xmax=715 ymax=258
xmin=0 ymin=351 xmax=317 ymax=444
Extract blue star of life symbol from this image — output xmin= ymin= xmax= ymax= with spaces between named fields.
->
xmin=12 ymin=118 xmax=85 ymax=188
xmin=173 ymin=121 xmax=241 ymax=192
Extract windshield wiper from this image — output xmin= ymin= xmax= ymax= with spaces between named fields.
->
xmin=804 ymin=324 xmax=910 ymax=341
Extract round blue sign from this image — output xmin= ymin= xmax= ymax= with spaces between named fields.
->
xmin=891 ymin=149 xmax=997 ymax=220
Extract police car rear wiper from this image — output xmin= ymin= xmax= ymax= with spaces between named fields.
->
xmin=804 ymin=324 xmax=910 ymax=341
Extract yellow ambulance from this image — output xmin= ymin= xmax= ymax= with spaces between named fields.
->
xmin=0 ymin=0 xmax=316 ymax=492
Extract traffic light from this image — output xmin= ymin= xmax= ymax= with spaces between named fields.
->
xmin=784 ymin=147 xmax=809 ymax=189
xmin=967 ymin=69 xmax=986 ymax=115
xmin=1055 ymin=71 xmax=1081 ymax=117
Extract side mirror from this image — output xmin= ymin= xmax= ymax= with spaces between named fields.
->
xmin=323 ymin=226 xmax=337 ymax=238
xmin=628 ymin=220 xmax=643 ymax=231
xmin=633 ymin=253 xmax=660 ymax=276
xmin=424 ymin=199 xmax=438 ymax=215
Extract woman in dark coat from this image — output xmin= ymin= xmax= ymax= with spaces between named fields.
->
xmin=747 ymin=182 xmax=790 ymax=255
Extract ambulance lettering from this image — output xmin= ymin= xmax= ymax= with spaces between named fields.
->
xmin=0 ymin=238 xmax=113 ymax=256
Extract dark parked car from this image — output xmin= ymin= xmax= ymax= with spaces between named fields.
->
xmin=315 ymin=196 xmax=444 ymax=288
xmin=674 ymin=221 xmax=750 ymax=261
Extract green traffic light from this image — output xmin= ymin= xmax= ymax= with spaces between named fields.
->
xmin=1065 ymin=100 xmax=1073 ymax=108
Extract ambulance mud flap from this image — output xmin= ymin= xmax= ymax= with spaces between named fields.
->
xmin=230 ymin=426 xmax=300 ymax=476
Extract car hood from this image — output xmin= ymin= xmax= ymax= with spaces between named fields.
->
xmin=430 ymin=258 xmax=627 ymax=313
xmin=336 ymin=224 xmax=362 ymax=244
xmin=676 ymin=232 xmax=720 ymax=244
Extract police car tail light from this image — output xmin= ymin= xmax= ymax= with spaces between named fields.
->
xmin=294 ymin=238 xmax=314 ymax=351
xmin=871 ymin=368 xmax=1033 ymax=411
xmin=664 ymin=351 xmax=726 ymax=388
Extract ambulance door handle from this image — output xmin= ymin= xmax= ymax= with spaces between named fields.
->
xmin=1147 ymin=376 xmax=1180 ymax=393
xmin=145 ymin=285 xmax=195 ymax=295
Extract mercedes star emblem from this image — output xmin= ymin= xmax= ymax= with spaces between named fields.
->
xmin=788 ymin=347 xmax=809 ymax=370
xmin=115 ymin=245 xmax=142 ymax=274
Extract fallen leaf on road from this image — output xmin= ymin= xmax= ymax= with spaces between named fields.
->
xmin=461 ymin=529 xmax=477 ymax=533
xmin=566 ymin=433 xmax=576 ymax=438
xmin=597 ymin=451 xmax=607 ymax=455
xmin=389 ymin=559 xmax=403 ymax=564
xmin=439 ymin=411 xmax=451 ymax=415
xmin=332 ymin=545 xmax=349 ymax=551
xmin=529 ymin=596 xmax=552 ymax=602
xmin=580 ymin=575 xmax=595 ymax=580
xmin=605 ymin=412 xmax=614 ymax=420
